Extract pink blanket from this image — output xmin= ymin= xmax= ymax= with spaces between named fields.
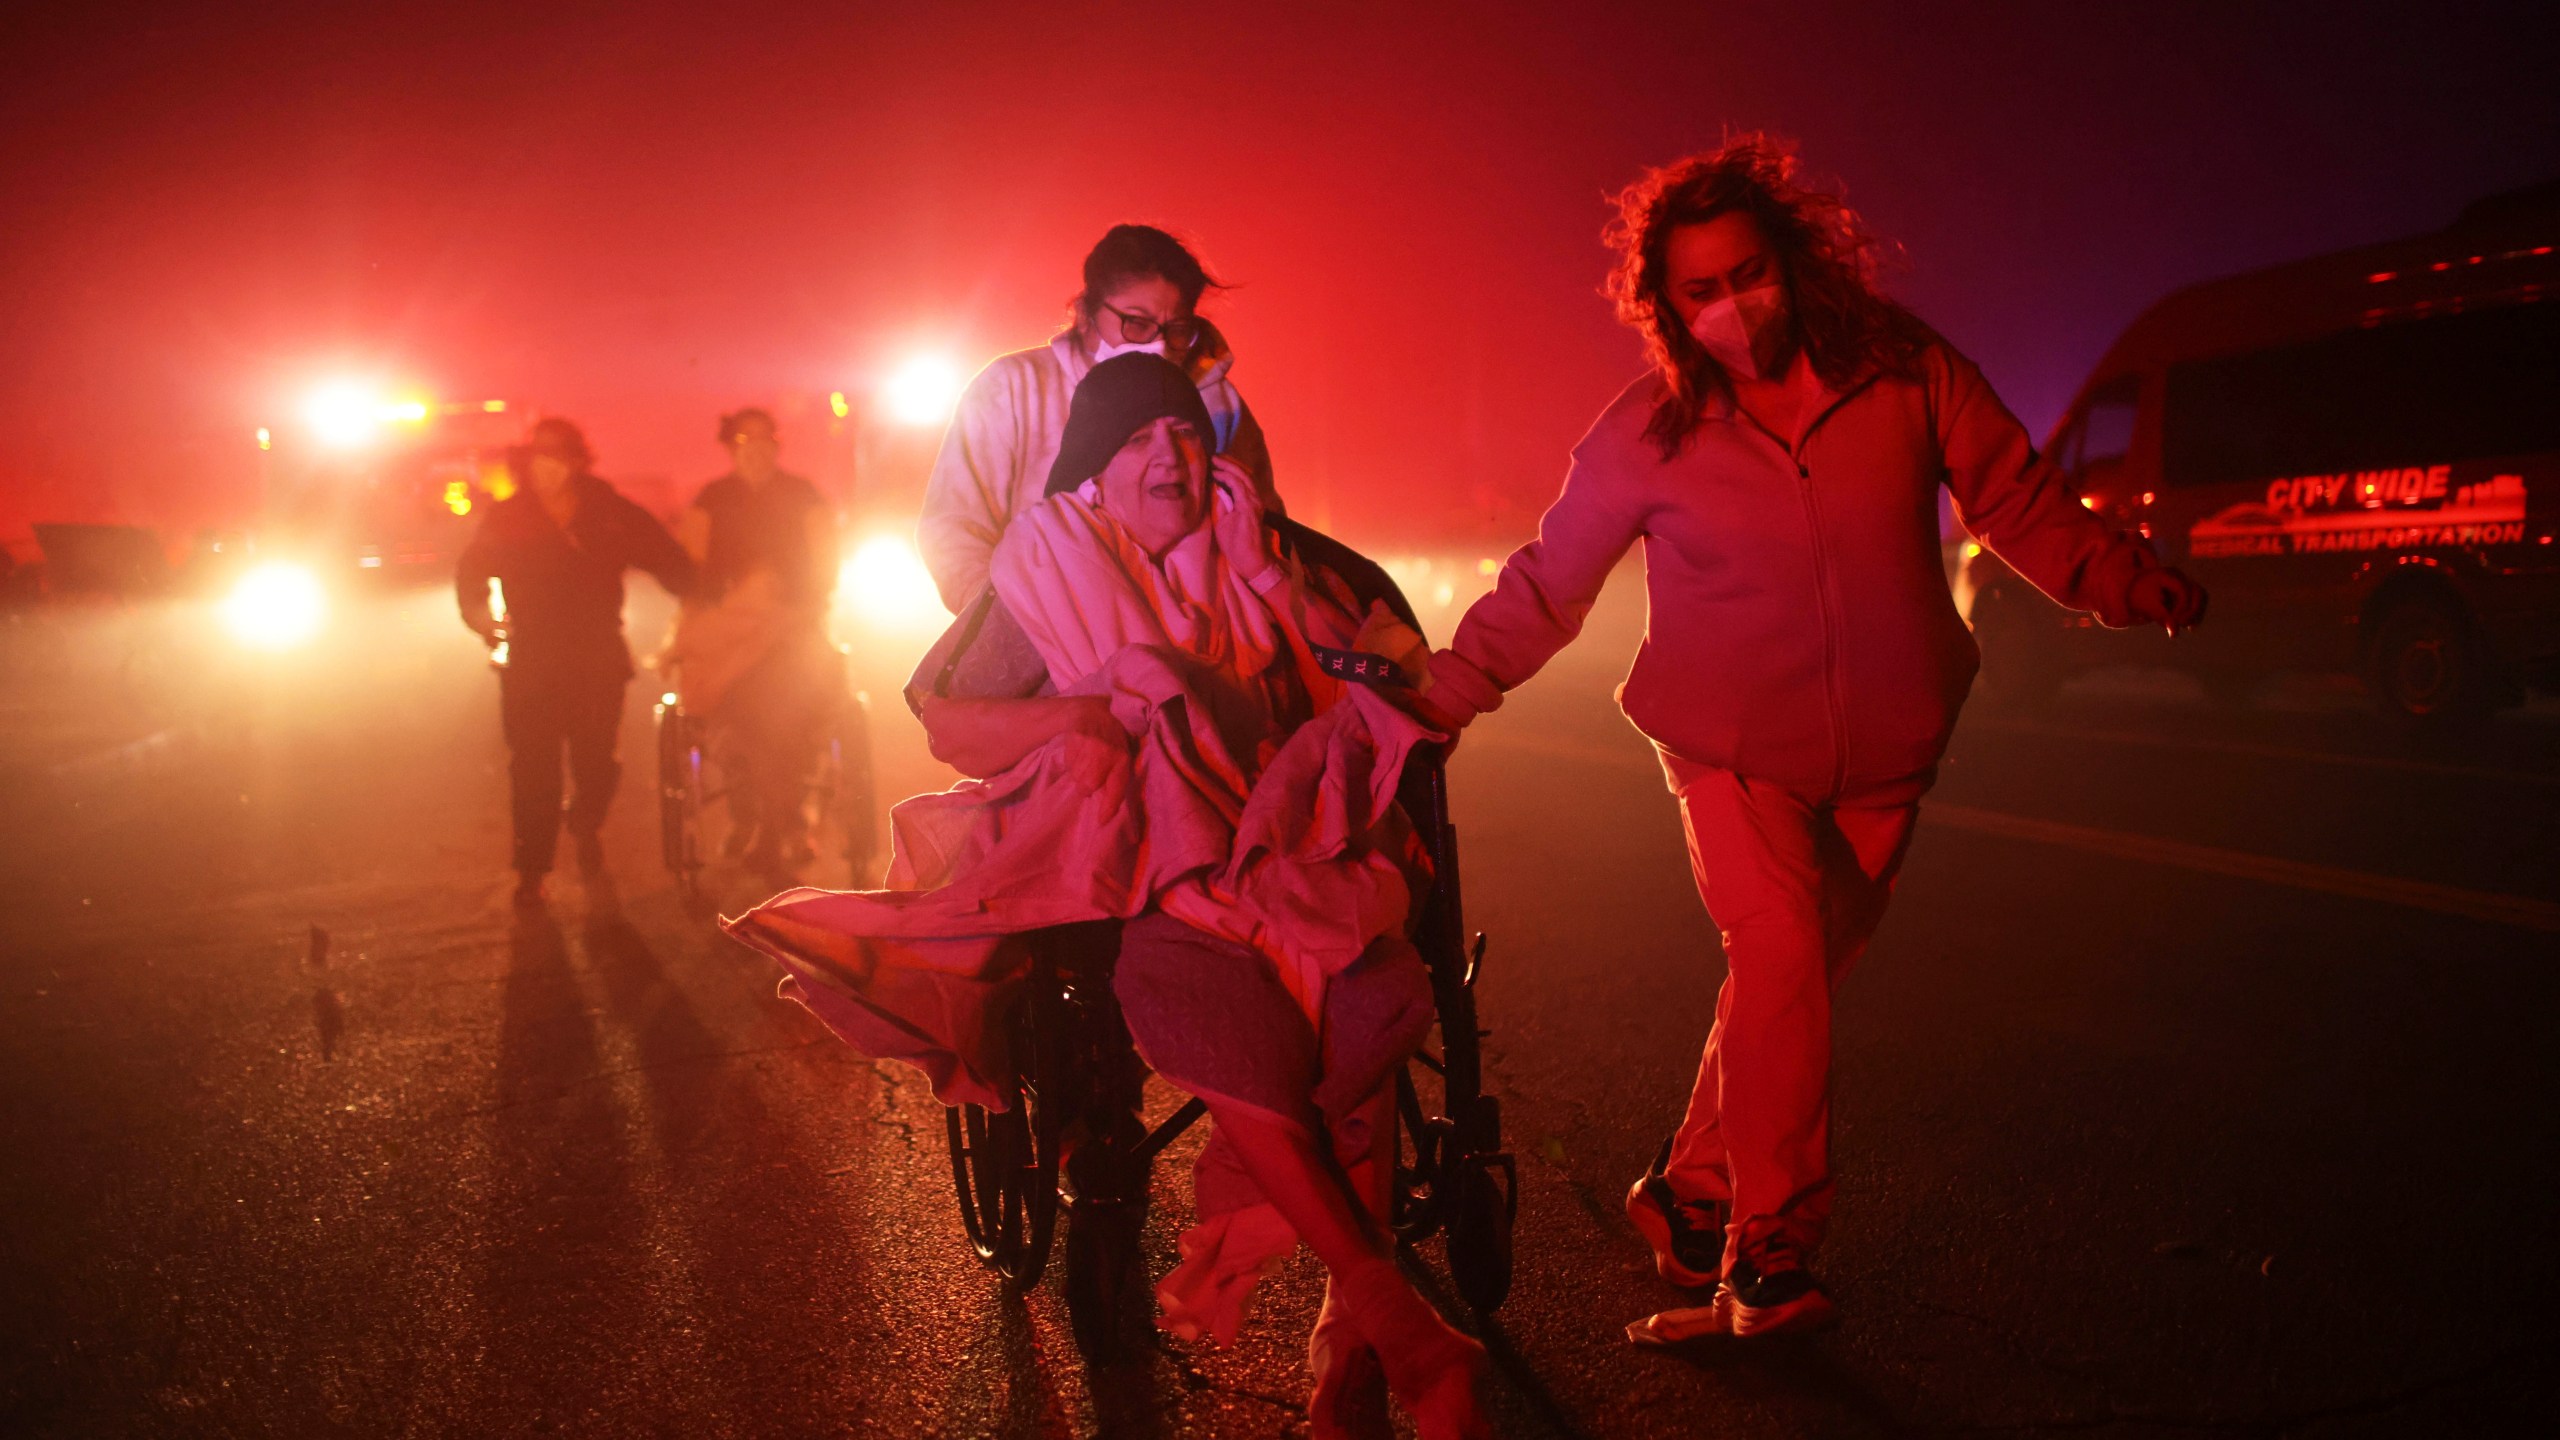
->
xmin=723 ymin=488 xmax=1433 ymax=1108
xmin=651 ymin=570 xmax=776 ymax=716
xmin=723 ymin=489 xmax=1436 ymax=1344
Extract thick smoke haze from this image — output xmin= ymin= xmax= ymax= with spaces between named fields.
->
xmin=3 ymin=0 xmax=2554 ymax=548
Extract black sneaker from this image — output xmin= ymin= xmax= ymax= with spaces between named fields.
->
xmin=1716 ymin=1237 xmax=1836 ymax=1336
xmin=1624 ymin=1172 xmax=1727 ymax=1288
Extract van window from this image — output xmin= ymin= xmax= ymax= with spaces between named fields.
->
xmin=2162 ymin=301 xmax=2560 ymax=488
xmin=2071 ymin=377 xmax=2141 ymax=476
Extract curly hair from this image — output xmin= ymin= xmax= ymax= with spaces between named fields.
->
xmin=1068 ymin=224 xmax=1226 ymax=330
xmin=1604 ymin=134 xmax=1934 ymax=457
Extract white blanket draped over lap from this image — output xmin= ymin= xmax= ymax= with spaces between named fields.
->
xmin=722 ymin=484 xmax=1432 ymax=1111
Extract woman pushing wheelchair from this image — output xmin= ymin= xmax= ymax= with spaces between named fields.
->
xmin=724 ymin=354 xmax=1492 ymax=1440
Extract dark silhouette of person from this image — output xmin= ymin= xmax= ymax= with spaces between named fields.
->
xmin=455 ymin=418 xmax=695 ymax=912
xmin=675 ymin=407 xmax=840 ymax=883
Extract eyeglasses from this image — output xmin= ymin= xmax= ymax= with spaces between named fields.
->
xmin=1099 ymin=303 xmax=1200 ymax=347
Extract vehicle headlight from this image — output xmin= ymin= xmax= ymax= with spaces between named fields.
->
xmin=836 ymin=534 xmax=944 ymax=633
xmin=221 ymin=562 xmax=328 ymax=649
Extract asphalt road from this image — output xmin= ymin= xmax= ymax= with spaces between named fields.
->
xmin=5 ymin=572 xmax=2557 ymax=1438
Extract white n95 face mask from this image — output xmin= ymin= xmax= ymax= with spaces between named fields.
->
xmin=1092 ymin=335 xmax=1169 ymax=364
xmin=1687 ymin=285 xmax=1788 ymax=381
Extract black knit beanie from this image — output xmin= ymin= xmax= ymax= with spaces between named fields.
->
xmin=1043 ymin=353 xmax=1216 ymax=497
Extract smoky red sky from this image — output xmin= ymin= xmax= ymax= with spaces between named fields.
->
xmin=3 ymin=0 xmax=2555 ymax=551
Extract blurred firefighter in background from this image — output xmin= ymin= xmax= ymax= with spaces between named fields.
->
xmin=456 ymin=418 xmax=696 ymax=913
xmin=665 ymin=407 xmax=841 ymax=885
xmin=1420 ymin=137 xmax=2206 ymax=1341
xmin=918 ymin=223 xmax=1280 ymax=610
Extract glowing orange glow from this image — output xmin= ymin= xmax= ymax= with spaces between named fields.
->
xmin=306 ymin=382 xmax=383 ymax=447
xmin=883 ymin=355 xmax=964 ymax=426
xmin=302 ymin=384 xmax=434 ymax=446
xmin=482 ymin=399 xmax=507 ymax=413
xmin=221 ymin=563 xmax=327 ymax=649
xmin=835 ymin=534 xmax=944 ymax=631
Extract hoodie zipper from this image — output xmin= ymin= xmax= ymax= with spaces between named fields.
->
xmin=1737 ymin=379 xmax=1876 ymax=801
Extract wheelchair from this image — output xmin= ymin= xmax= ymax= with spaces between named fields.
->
xmin=934 ymin=527 xmax=1515 ymax=1356
xmin=655 ymin=642 xmax=879 ymax=901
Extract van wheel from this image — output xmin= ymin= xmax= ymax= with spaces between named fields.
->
xmin=2364 ymin=596 xmax=2493 ymax=731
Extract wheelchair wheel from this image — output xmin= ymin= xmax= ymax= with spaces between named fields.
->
xmin=1062 ymin=1186 xmax=1147 ymax=1360
xmin=1441 ymin=1096 xmax=1516 ymax=1314
xmin=654 ymin=695 xmax=707 ymax=899
xmin=1390 ymin=931 xmax=1517 ymax=1313
xmin=1055 ymin=967 xmax=1156 ymax=1361
xmin=944 ymin=987 xmax=1065 ymax=1289
xmin=1392 ymin=1070 xmax=1518 ymax=1314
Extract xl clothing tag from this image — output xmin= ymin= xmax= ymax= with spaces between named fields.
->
xmin=1310 ymin=643 xmax=1407 ymax=686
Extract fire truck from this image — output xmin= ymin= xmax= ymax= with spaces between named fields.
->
xmin=258 ymin=387 xmax=519 ymax=585
xmin=1965 ymin=181 xmax=2560 ymax=729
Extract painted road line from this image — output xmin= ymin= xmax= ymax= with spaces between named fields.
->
xmin=1928 ymin=802 xmax=2560 ymax=934
xmin=1961 ymin=714 xmax=2560 ymax=789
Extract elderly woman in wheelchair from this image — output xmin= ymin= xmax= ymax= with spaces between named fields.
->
xmin=726 ymin=355 xmax=1491 ymax=1439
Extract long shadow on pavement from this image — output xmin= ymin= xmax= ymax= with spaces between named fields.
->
xmin=579 ymin=912 xmax=915 ymax=1431
xmin=466 ymin=910 xmax=658 ymax=1431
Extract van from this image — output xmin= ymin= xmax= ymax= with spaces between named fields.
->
xmin=1964 ymin=181 xmax=2560 ymax=727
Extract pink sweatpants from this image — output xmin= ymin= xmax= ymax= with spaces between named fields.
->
xmin=1658 ymin=755 xmax=1919 ymax=1270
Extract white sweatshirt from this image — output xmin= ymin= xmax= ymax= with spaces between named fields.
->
xmin=917 ymin=322 xmax=1276 ymax=610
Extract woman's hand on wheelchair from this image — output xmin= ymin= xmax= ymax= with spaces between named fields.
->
xmin=1412 ymin=648 xmax=1503 ymax=735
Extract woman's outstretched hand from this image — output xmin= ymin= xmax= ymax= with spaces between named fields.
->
xmin=2127 ymin=567 xmax=2209 ymax=635
xmin=1211 ymin=456 xmax=1273 ymax=582
xmin=1412 ymin=648 xmax=1504 ymax=734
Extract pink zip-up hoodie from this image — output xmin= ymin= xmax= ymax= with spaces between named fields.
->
xmin=1449 ymin=339 xmax=2156 ymax=804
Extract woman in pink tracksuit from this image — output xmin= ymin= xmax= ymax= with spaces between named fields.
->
xmin=1419 ymin=137 xmax=2206 ymax=1339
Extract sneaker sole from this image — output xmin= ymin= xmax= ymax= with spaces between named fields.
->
xmin=1727 ymin=1287 xmax=1837 ymax=1337
xmin=1622 ymin=1179 xmax=1721 ymax=1289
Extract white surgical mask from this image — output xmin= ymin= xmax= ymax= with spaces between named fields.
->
xmin=1687 ymin=285 xmax=1789 ymax=381
xmin=1091 ymin=334 xmax=1169 ymax=364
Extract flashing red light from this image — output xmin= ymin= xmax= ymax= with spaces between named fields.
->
xmin=2366 ymin=271 xmax=2395 ymax=284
